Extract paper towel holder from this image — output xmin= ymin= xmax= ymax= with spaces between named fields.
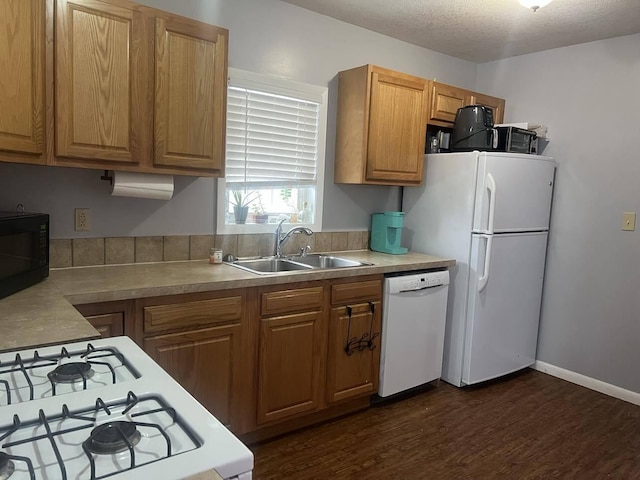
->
xmin=100 ymin=170 xmax=113 ymax=185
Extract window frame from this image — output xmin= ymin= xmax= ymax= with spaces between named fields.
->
xmin=216 ymin=68 xmax=327 ymax=235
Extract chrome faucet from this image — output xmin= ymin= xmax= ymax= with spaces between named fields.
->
xmin=274 ymin=218 xmax=313 ymax=257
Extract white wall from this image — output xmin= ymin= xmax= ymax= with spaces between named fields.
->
xmin=476 ymin=33 xmax=640 ymax=393
xmin=0 ymin=0 xmax=476 ymax=238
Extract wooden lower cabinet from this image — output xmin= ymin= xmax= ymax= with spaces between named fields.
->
xmin=326 ymin=301 xmax=381 ymax=404
xmin=257 ymin=311 xmax=325 ymax=425
xmin=75 ymin=276 xmax=386 ymax=440
xmin=75 ymin=300 xmax=133 ymax=339
xmin=136 ymin=289 xmax=253 ymax=433
xmin=144 ymin=324 xmax=241 ymax=428
xmin=86 ymin=312 xmax=124 ymax=338
xmin=254 ymin=277 xmax=382 ymax=433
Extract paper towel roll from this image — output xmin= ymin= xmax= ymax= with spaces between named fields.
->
xmin=111 ymin=171 xmax=174 ymax=200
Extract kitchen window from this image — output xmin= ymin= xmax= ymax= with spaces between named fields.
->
xmin=216 ymin=69 xmax=327 ymax=234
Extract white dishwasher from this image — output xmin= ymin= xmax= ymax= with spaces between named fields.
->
xmin=379 ymin=270 xmax=450 ymax=397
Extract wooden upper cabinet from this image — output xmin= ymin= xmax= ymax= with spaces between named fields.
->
xmin=430 ymin=82 xmax=506 ymax=127
xmin=0 ymin=0 xmax=45 ymax=160
xmin=466 ymin=92 xmax=505 ymax=124
xmin=366 ymin=70 xmax=429 ymax=184
xmin=51 ymin=0 xmax=228 ymax=176
xmin=335 ymin=65 xmax=429 ymax=186
xmin=55 ymin=0 xmax=151 ymax=164
xmin=430 ymin=82 xmax=466 ymax=125
xmin=154 ymin=16 xmax=227 ymax=172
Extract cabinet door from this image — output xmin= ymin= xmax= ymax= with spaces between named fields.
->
xmin=154 ymin=16 xmax=227 ymax=171
xmin=466 ymin=92 xmax=505 ymax=124
xmin=144 ymin=324 xmax=241 ymax=429
xmin=430 ymin=82 xmax=467 ymax=125
xmin=55 ymin=0 xmax=151 ymax=164
xmin=85 ymin=312 xmax=124 ymax=338
xmin=366 ymin=70 xmax=428 ymax=183
xmin=257 ymin=311 xmax=325 ymax=425
xmin=326 ymin=301 xmax=381 ymax=404
xmin=0 ymin=0 xmax=45 ymax=158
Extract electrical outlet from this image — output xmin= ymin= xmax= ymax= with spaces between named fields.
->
xmin=75 ymin=208 xmax=91 ymax=232
xmin=622 ymin=212 xmax=636 ymax=232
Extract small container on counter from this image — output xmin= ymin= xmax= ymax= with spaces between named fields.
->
xmin=210 ymin=248 xmax=223 ymax=264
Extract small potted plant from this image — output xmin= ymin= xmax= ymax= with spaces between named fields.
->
xmin=252 ymin=194 xmax=269 ymax=224
xmin=230 ymin=190 xmax=258 ymax=224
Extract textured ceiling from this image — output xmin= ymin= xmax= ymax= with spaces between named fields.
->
xmin=279 ymin=0 xmax=640 ymax=63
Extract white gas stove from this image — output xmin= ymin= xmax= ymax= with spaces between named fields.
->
xmin=0 ymin=336 xmax=253 ymax=480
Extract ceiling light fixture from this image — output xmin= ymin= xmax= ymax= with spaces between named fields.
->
xmin=519 ymin=0 xmax=553 ymax=12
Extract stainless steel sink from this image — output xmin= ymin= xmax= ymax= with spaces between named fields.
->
xmin=226 ymin=255 xmax=372 ymax=275
xmin=228 ymin=257 xmax=313 ymax=274
xmin=287 ymin=254 xmax=372 ymax=269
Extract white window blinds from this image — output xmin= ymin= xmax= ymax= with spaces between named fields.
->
xmin=226 ymin=86 xmax=320 ymax=186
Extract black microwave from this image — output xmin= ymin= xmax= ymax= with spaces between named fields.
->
xmin=0 ymin=212 xmax=49 ymax=300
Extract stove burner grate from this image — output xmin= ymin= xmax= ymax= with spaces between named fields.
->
xmin=48 ymin=362 xmax=94 ymax=384
xmin=0 ymin=452 xmax=35 ymax=480
xmin=0 ymin=391 xmax=197 ymax=480
xmin=1 ymin=343 xmax=138 ymax=405
xmin=83 ymin=421 xmax=142 ymax=455
xmin=0 ymin=453 xmax=14 ymax=480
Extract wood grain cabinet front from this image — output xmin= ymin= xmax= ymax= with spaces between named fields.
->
xmin=75 ymin=300 xmax=133 ymax=339
xmin=154 ymin=15 xmax=227 ymax=172
xmin=144 ymin=324 xmax=241 ymax=429
xmin=0 ymin=0 xmax=45 ymax=162
xmin=257 ymin=310 xmax=325 ymax=425
xmin=49 ymin=0 xmax=228 ymax=176
xmin=335 ymin=64 xmax=429 ymax=186
xmin=465 ymin=91 xmax=505 ymax=124
xmin=430 ymin=82 xmax=467 ymax=126
xmin=54 ymin=0 xmax=152 ymax=166
xmin=136 ymin=289 xmax=253 ymax=434
xmin=256 ymin=285 xmax=326 ymax=426
xmin=327 ymin=301 xmax=381 ymax=404
xmin=327 ymin=278 xmax=382 ymax=404
xmin=430 ymin=82 xmax=506 ymax=127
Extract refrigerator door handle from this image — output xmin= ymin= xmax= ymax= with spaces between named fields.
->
xmin=478 ymin=234 xmax=493 ymax=293
xmin=486 ymin=173 xmax=496 ymax=234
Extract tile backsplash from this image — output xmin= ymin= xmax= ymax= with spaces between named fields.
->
xmin=49 ymin=231 xmax=369 ymax=268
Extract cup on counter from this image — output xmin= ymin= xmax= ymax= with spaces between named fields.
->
xmin=210 ymin=248 xmax=223 ymax=264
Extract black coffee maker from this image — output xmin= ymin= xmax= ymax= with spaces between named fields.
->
xmin=450 ymin=105 xmax=496 ymax=151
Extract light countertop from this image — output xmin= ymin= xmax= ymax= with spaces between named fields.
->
xmin=0 ymin=250 xmax=454 ymax=353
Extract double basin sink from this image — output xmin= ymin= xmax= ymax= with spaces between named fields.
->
xmin=226 ymin=254 xmax=372 ymax=275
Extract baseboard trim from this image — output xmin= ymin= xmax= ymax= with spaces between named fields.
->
xmin=533 ymin=360 xmax=640 ymax=406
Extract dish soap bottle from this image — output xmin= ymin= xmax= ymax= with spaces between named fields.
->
xmin=299 ymin=202 xmax=312 ymax=223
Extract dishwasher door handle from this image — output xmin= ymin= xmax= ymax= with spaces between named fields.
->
xmin=396 ymin=284 xmax=445 ymax=295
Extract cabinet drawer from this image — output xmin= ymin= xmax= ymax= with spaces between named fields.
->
xmin=331 ymin=280 xmax=382 ymax=305
xmin=144 ymin=296 xmax=242 ymax=334
xmin=261 ymin=287 xmax=324 ymax=317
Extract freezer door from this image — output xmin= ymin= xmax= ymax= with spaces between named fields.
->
xmin=473 ymin=154 xmax=556 ymax=233
xmin=462 ymin=232 xmax=548 ymax=385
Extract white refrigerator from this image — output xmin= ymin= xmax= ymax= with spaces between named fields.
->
xmin=403 ymin=151 xmax=556 ymax=387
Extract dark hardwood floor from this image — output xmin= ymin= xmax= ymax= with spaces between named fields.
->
xmin=251 ymin=370 xmax=640 ymax=479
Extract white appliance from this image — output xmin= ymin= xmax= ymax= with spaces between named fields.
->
xmin=403 ymin=151 xmax=556 ymax=387
xmin=379 ymin=271 xmax=450 ymax=397
xmin=0 ymin=336 xmax=253 ymax=479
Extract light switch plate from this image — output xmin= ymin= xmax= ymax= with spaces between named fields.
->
xmin=622 ymin=212 xmax=636 ymax=231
